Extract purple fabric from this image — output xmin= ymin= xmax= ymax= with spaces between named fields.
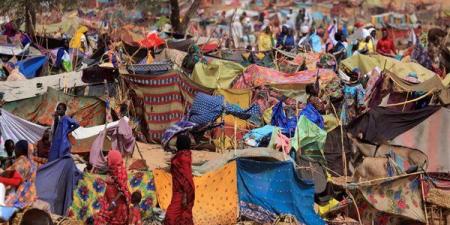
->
xmin=89 ymin=118 xmax=135 ymax=169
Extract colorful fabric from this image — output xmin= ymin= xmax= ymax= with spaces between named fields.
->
xmin=291 ymin=116 xmax=327 ymax=154
xmin=359 ymin=175 xmax=425 ymax=223
xmin=139 ymin=33 xmax=165 ymax=48
xmin=165 ymin=150 xmax=195 ymax=225
xmin=299 ymin=103 xmax=324 ymax=129
xmin=268 ymin=127 xmax=291 ymax=154
xmin=5 ymin=156 xmax=37 ymax=209
xmin=237 ymin=159 xmax=324 ymax=225
xmin=154 ymin=162 xmax=238 ymax=225
xmin=16 ymin=56 xmax=48 ymax=79
xmin=233 ymin=65 xmax=336 ymax=89
xmin=69 ymin=26 xmax=88 ymax=51
xmin=3 ymin=87 xmax=106 ymax=127
xmin=95 ymin=150 xmax=130 ymax=225
xmin=192 ymin=60 xmax=244 ymax=89
xmin=271 ymin=101 xmax=297 ymax=135
xmin=49 ymin=116 xmax=80 ymax=162
xmin=161 ymin=121 xmax=197 ymax=151
xmin=391 ymin=108 xmax=450 ymax=172
xmin=243 ymin=125 xmax=275 ymax=147
xmin=122 ymin=72 xmax=212 ymax=142
xmin=340 ymin=84 xmax=366 ymax=126
xmin=188 ymin=93 xmax=224 ymax=125
xmin=69 ymin=171 xmax=157 ymax=224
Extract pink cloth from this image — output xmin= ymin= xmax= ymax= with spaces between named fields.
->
xmin=274 ymin=131 xmax=291 ymax=154
xmin=233 ymin=65 xmax=336 ymax=89
xmin=89 ymin=118 xmax=135 ymax=169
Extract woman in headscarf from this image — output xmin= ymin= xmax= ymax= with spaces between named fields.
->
xmin=0 ymin=140 xmax=37 ymax=208
xmin=95 ymin=150 xmax=131 ymax=225
xmin=164 ymin=134 xmax=195 ymax=225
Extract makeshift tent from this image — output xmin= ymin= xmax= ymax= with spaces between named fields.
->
xmin=192 ymin=60 xmax=244 ymax=89
xmin=237 ymin=159 xmax=324 ymax=225
xmin=0 ymin=109 xmax=46 ymax=145
xmin=356 ymin=175 xmax=426 ymax=224
xmin=341 ymin=54 xmax=436 ymax=81
xmin=233 ymin=65 xmax=336 ymax=89
xmin=121 ymin=71 xmax=212 ymax=142
xmin=69 ymin=171 xmax=157 ymax=223
xmin=3 ymin=87 xmax=106 ymax=127
xmin=391 ymin=107 xmax=450 ymax=172
xmin=347 ymin=106 xmax=440 ymax=144
xmin=154 ymin=162 xmax=238 ymax=225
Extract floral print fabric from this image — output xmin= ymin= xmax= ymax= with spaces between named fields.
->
xmin=69 ymin=171 xmax=157 ymax=224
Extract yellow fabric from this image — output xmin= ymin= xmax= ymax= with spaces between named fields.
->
xmin=154 ymin=162 xmax=238 ymax=225
xmin=318 ymin=198 xmax=340 ymax=216
xmin=357 ymin=40 xmax=375 ymax=54
xmin=258 ymin=32 xmax=273 ymax=52
xmin=263 ymin=106 xmax=273 ymax=124
xmin=323 ymin=114 xmax=339 ymax=132
xmin=146 ymin=54 xmax=154 ymax=64
xmin=192 ymin=60 xmax=244 ymax=89
xmin=341 ymin=54 xmax=436 ymax=81
xmin=216 ymin=89 xmax=251 ymax=130
xmin=69 ymin=26 xmax=88 ymax=51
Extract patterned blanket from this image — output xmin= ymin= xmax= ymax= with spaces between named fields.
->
xmin=68 ymin=171 xmax=157 ymax=224
xmin=122 ymin=71 xmax=212 ymax=142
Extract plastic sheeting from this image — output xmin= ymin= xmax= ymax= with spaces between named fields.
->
xmin=0 ymin=109 xmax=46 ymax=146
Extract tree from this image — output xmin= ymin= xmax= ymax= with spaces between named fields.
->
xmin=0 ymin=0 xmax=54 ymax=34
xmin=170 ymin=0 xmax=201 ymax=34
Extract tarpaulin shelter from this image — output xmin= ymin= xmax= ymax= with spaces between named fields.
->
xmin=192 ymin=59 xmax=244 ymax=89
xmin=391 ymin=107 xmax=450 ymax=172
xmin=0 ymin=109 xmax=46 ymax=146
xmin=3 ymin=87 xmax=105 ymax=127
xmin=154 ymin=162 xmax=238 ymax=225
xmin=237 ymin=159 xmax=325 ymax=225
xmin=341 ymin=54 xmax=436 ymax=81
xmin=233 ymin=65 xmax=336 ymax=89
xmin=121 ymin=71 xmax=212 ymax=142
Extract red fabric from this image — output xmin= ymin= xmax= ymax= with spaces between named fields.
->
xmin=94 ymin=150 xmax=131 ymax=225
xmin=129 ymin=206 xmax=142 ymax=225
xmin=0 ymin=171 xmax=23 ymax=187
xmin=164 ymin=150 xmax=195 ymax=225
xmin=376 ymin=38 xmax=396 ymax=56
xmin=199 ymin=43 xmax=219 ymax=53
xmin=139 ymin=33 xmax=165 ymax=48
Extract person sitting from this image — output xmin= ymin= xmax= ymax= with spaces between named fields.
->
xmin=48 ymin=103 xmax=80 ymax=162
xmin=129 ymin=191 xmax=142 ymax=225
xmin=276 ymin=25 xmax=295 ymax=51
xmin=94 ymin=150 xmax=130 ymax=225
xmin=1 ymin=140 xmax=15 ymax=169
xmin=0 ymin=140 xmax=37 ymax=208
xmin=376 ymin=28 xmax=397 ymax=57
xmin=164 ymin=134 xmax=195 ymax=225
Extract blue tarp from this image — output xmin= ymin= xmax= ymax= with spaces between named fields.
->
xmin=16 ymin=55 xmax=48 ymax=79
xmin=237 ymin=159 xmax=324 ymax=225
xmin=271 ymin=101 xmax=297 ymax=136
xmin=299 ymin=103 xmax=324 ymax=129
xmin=36 ymin=155 xmax=82 ymax=215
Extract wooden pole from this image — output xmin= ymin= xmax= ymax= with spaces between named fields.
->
xmin=420 ymin=173 xmax=430 ymax=225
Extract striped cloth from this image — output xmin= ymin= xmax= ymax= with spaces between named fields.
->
xmin=122 ymin=72 xmax=212 ymax=143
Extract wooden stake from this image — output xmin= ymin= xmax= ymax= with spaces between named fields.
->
xmin=420 ymin=173 xmax=430 ymax=225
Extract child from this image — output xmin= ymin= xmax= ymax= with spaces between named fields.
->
xmin=129 ymin=191 xmax=142 ymax=225
xmin=2 ymin=139 xmax=15 ymax=169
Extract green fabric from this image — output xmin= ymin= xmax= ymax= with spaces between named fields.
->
xmin=291 ymin=115 xmax=327 ymax=152
xmin=268 ymin=127 xmax=282 ymax=151
xmin=191 ymin=60 xmax=244 ymax=89
xmin=341 ymin=54 xmax=436 ymax=82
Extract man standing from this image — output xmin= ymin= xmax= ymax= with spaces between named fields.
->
xmin=48 ymin=103 xmax=79 ymax=162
